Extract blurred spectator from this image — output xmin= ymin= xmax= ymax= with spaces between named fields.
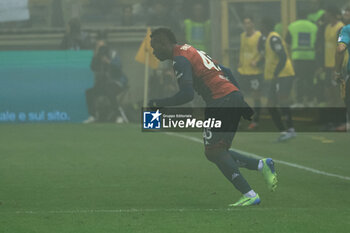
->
xmin=319 ymin=6 xmax=344 ymax=105
xmin=84 ymin=32 xmax=128 ymax=123
xmin=183 ymin=2 xmax=211 ymax=53
xmin=121 ymin=5 xmax=134 ymax=26
xmin=60 ymin=18 xmax=91 ymax=50
xmin=334 ymin=13 xmax=350 ymax=131
xmin=286 ymin=11 xmax=318 ymax=106
xmin=237 ymin=16 xmax=264 ymax=129
xmin=261 ymin=18 xmax=296 ymax=142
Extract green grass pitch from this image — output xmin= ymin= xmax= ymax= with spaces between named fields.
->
xmin=0 ymin=124 xmax=350 ymax=233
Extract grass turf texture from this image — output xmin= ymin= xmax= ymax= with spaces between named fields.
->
xmin=0 ymin=124 xmax=350 ymax=233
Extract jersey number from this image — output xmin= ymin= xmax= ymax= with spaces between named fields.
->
xmin=197 ymin=50 xmax=221 ymax=71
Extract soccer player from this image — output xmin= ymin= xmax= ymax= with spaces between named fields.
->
xmin=323 ymin=6 xmax=344 ymax=105
xmin=237 ymin=16 xmax=264 ymax=130
xmin=260 ymin=18 xmax=296 ymax=142
xmin=148 ymin=28 xmax=277 ymax=206
xmin=334 ymin=16 xmax=350 ymax=131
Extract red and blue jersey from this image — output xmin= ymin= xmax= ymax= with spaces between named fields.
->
xmin=173 ymin=44 xmax=238 ymax=102
xmin=154 ymin=44 xmax=239 ymax=106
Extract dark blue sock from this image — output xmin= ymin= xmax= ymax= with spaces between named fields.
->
xmin=229 ymin=150 xmax=259 ymax=170
xmin=206 ymin=150 xmax=252 ymax=194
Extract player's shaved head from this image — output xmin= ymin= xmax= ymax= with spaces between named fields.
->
xmin=151 ymin=28 xmax=177 ymax=44
xmin=150 ymin=28 xmax=177 ymax=61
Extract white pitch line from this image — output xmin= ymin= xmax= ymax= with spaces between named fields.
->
xmin=8 ymin=208 xmax=256 ymax=215
xmin=165 ymin=132 xmax=350 ymax=181
xmin=6 ymin=207 xmax=331 ymax=215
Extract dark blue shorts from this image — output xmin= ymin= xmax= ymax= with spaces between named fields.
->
xmin=203 ymin=91 xmax=253 ymax=150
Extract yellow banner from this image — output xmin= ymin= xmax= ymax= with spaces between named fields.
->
xmin=135 ymin=27 xmax=159 ymax=69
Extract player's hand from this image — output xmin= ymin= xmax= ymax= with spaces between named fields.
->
xmin=333 ymin=71 xmax=343 ymax=84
